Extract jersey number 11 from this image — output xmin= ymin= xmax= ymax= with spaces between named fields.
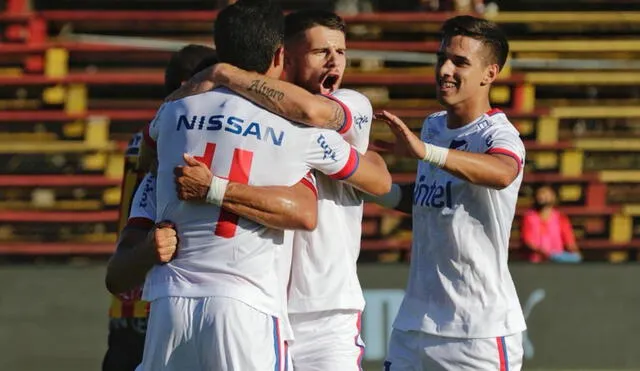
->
xmin=194 ymin=143 xmax=254 ymax=238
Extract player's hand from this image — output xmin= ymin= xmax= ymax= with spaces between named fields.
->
xmin=149 ymin=221 xmax=178 ymax=264
xmin=174 ymin=153 xmax=213 ymax=201
xmin=164 ymin=66 xmax=217 ymax=102
xmin=374 ymin=110 xmax=426 ymax=160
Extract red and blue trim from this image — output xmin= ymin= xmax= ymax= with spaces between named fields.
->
xmin=496 ymin=336 xmax=509 ymax=371
xmin=323 ymin=94 xmax=353 ymax=134
xmin=329 ymin=148 xmax=360 ymax=180
xmin=486 ymin=147 xmax=523 ymax=173
xmin=300 ymin=171 xmax=318 ymax=198
xmin=273 ymin=317 xmax=288 ymax=371
xmin=354 ymin=312 xmax=365 ymax=371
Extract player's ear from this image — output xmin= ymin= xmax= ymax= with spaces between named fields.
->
xmin=481 ymin=63 xmax=499 ymax=86
xmin=273 ymin=46 xmax=285 ymax=69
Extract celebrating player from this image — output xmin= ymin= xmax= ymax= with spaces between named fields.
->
xmin=138 ymin=1 xmax=390 ymax=370
xmin=171 ymin=9 xmax=377 ymax=370
xmin=371 ymin=15 xmax=527 ymax=370
xmin=102 ymin=44 xmax=217 ymax=371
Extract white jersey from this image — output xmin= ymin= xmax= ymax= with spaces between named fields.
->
xmin=393 ymin=109 xmax=527 ymax=338
xmin=288 ymin=89 xmax=373 ymax=313
xmin=128 ymin=171 xmax=304 ymax=341
xmin=142 ymin=87 xmax=359 ymax=319
xmin=128 ymin=172 xmax=156 ymax=224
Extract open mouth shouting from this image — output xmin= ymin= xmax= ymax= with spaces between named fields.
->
xmin=320 ymin=72 xmax=340 ymax=94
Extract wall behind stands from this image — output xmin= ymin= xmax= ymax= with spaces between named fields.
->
xmin=1 ymin=263 xmax=640 ymax=371
xmin=359 ymin=264 xmax=640 ymax=371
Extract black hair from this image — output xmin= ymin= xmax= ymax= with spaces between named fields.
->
xmin=284 ymin=9 xmax=346 ymax=44
xmin=214 ymin=0 xmax=284 ymax=73
xmin=164 ymin=44 xmax=217 ymax=94
xmin=440 ymin=15 xmax=509 ymax=71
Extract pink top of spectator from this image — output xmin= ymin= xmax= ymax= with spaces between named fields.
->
xmin=521 ymin=209 xmax=576 ymax=263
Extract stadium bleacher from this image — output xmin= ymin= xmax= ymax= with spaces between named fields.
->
xmin=1 ymin=0 xmax=640 ymax=261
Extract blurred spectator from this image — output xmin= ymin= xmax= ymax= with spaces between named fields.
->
xmin=521 ymin=185 xmax=582 ymax=263
xmin=420 ymin=0 xmax=492 ymax=13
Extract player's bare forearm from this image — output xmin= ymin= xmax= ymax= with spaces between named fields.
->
xmin=214 ymin=63 xmax=344 ymax=130
xmin=105 ymin=225 xmax=156 ymax=295
xmin=345 ymin=151 xmax=392 ymax=196
xmin=174 ymin=158 xmax=317 ymax=230
xmin=443 ymin=151 xmax=519 ymax=189
xmin=223 ymin=182 xmax=317 ymax=230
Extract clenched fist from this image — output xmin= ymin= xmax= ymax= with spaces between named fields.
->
xmin=174 ymin=153 xmax=213 ymax=201
xmin=148 ymin=221 xmax=178 ymax=263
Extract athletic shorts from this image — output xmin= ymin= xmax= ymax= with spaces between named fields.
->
xmin=136 ymin=296 xmax=288 ymax=371
xmin=289 ymin=309 xmax=365 ymax=371
xmin=384 ymin=329 xmax=523 ymax=371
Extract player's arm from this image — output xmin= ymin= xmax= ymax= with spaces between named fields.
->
xmin=307 ymin=131 xmax=392 ymax=197
xmin=105 ymin=173 xmax=177 ymax=294
xmin=177 ymin=63 xmax=346 ymax=130
xmin=345 ymin=150 xmax=393 ymax=196
xmin=137 ymin=103 xmax=170 ymax=174
xmin=376 ymin=110 xmax=521 ymax=190
xmin=175 ymin=155 xmax=318 ymax=231
xmin=105 ymin=221 xmax=177 ymax=295
xmin=361 ymin=182 xmax=415 ymax=214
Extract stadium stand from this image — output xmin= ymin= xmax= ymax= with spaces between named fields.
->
xmin=1 ymin=0 xmax=639 ymax=262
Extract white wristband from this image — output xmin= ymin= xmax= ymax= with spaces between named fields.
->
xmin=205 ymin=175 xmax=229 ymax=206
xmin=422 ymin=142 xmax=449 ymax=168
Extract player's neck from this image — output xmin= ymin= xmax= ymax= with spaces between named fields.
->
xmin=445 ymin=99 xmax=492 ymax=130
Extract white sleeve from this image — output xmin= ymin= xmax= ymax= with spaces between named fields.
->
xmin=327 ymin=89 xmax=373 ymax=154
xmin=143 ymin=103 xmax=170 ymax=150
xmin=482 ymin=123 xmax=526 ymax=173
xmin=305 ymin=129 xmax=359 ymax=180
xmin=127 ymin=173 xmax=157 ymax=225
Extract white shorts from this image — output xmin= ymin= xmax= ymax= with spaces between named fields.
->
xmin=289 ymin=309 xmax=365 ymax=371
xmin=137 ymin=296 xmax=289 ymax=371
xmin=385 ymin=329 xmax=523 ymax=371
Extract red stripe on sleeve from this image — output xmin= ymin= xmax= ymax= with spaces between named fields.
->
xmin=126 ymin=217 xmax=155 ymax=229
xmin=300 ymin=173 xmax=318 ymax=198
xmin=143 ymin=123 xmax=157 ymax=150
xmin=486 ymin=147 xmax=522 ymax=173
xmin=329 ymin=148 xmax=359 ymax=180
xmin=323 ymin=94 xmax=353 ymax=134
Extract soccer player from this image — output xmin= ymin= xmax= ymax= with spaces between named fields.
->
xmin=106 ymin=49 xmax=316 ymax=371
xmin=371 ymin=15 xmax=527 ymax=370
xmin=102 ymin=44 xmax=217 ymax=371
xmin=171 ymin=9 xmax=374 ymax=370
xmin=138 ymin=1 xmax=391 ymax=370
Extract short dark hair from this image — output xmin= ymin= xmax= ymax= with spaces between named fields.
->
xmin=214 ymin=0 xmax=284 ymax=74
xmin=440 ymin=15 xmax=509 ymax=71
xmin=164 ymin=44 xmax=217 ymax=94
xmin=284 ymin=9 xmax=346 ymax=44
